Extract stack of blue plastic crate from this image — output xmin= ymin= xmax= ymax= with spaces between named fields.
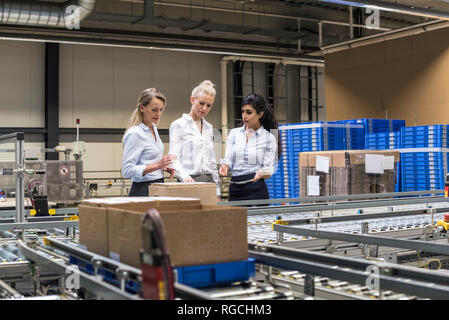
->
xmin=265 ymin=127 xmax=288 ymax=199
xmin=400 ymin=125 xmax=449 ymax=192
xmin=279 ymin=122 xmax=348 ymax=199
xmin=336 ymin=119 xmax=405 ymax=148
xmin=265 ymin=156 xmax=285 ymax=199
xmin=337 ymin=119 xmax=405 ymax=134
xmin=365 ymin=131 xmax=401 ymax=150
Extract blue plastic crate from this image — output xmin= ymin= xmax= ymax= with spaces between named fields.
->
xmin=69 ymin=256 xmax=140 ymax=294
xmin=175 ymin=259 xmax=255 ymax=288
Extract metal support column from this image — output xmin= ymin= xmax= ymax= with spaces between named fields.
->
xmin=307 ymin=66 xmax=313 ymax=121
xmin=221 ymin=60 xmax=228 ymax=158
xmin=314 ymin=66 xmax=319 ymax=121
xmin=15 ymin=135 xmax=25 ymax=225
xmin=233 ymin=61 xmax=244 ymax=127
xmin=266 ymin=63 xmax=275 ymax=108
xmin=45 ymin=43 xmax=60 ymax=161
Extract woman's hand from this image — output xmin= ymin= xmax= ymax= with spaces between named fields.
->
xmin=251 ymin=170 xmax=271 ymax=183
xmin=184 ymin=176 xmax=195 ymax=182
xmin=158 ymin=154 xmax=177 ymax=169
xmin=164 ymin=167 xmax=176 ymax=179
xmin=219 ymin=164 xmax=230 ymax=176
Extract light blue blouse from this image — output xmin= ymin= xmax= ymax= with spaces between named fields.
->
xmin=122 ymin=122 xmax=164 ymax=182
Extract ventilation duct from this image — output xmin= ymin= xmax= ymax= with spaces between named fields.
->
xmin=0 ymin=0 xmax=96 ymax=27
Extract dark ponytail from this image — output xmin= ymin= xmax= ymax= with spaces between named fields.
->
xmin=242 ymin=93 xmax=282 ymax=158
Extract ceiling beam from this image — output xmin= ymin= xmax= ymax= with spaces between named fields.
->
xmin=314 ymin=0 xmax=449 ymax=21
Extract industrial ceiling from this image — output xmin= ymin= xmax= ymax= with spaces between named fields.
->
xmin=0 ymin=0 xmax=448 ymax=59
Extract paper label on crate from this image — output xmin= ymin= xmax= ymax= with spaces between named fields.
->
xmin=307 ymin=175 xmax=320 ymax=196
xmin=365 ymin=154 xmax=384 ymax=174
xmin=109 ymin=252 xmax=120 ymax=262
xmin=316 ymin=156 xmax=330 ymax=174
xmin=382 ymin=156 xmax=395 ymax=170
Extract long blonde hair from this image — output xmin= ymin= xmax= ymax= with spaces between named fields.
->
xmin=124 ymin=88 xmax=166 ymax=139
xmin=191 ymin=80 xmax=216 ymax=98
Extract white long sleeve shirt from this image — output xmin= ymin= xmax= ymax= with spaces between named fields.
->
xmin=122 ymin=123 xmax=164 ymax=182
xmin=169 ymin=113 xmax=221 ymax=196
xmin=221 ymin=125 xmax=277 ymax=177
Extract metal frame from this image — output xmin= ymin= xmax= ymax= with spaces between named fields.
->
xmin=279 ymin=207 xmax=448 ymax=227
xmin=219 ymin=189 xmax=445 ymax=206
xmin=0 ymin=207 xmax=78 ymax=218
xmin=249 ymin=244 xmax=449 ymax=299
xmin=272 ymin=224 xmax=449 ymax=256
xmin=245 ymin=196 xmax=449 ymax=216
xmin=18 ymin=241 xmax=140 ymax=300
xmin=20 ymin=238 xmax=215 ymax=300
xmin=0 ymin=133 xmax=25 ymax=228
xmin=0 ymin=221 xmax=78 ymax=232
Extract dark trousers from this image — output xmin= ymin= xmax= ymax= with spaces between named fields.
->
xmin=228 ymin=173 xmax=269 ymax=202
xmin=128 ymin=178 xmax=164 ymax=197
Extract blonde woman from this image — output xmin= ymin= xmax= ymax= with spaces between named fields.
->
xmin=122 ymin=88 xmax=176 ymax=197
xmin=169 ymin=80 xmax=221 ymax=199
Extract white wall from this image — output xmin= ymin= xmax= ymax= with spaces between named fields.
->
xmin=59 ymin=44 xmax=223 ymax=129
xmin=58 ymin=44 xmax=224 ymax=175
xmin=0 ymin=40 xmax=44 ymax=128
xmin=0 ymin=40 xmax=325 ymax=178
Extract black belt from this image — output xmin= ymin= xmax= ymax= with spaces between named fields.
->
xmin=230 ymin=173 xmax=257 ymax=185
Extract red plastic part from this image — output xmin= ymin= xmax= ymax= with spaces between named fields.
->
xmin=444 ymin=213 xmax=449 ymax=222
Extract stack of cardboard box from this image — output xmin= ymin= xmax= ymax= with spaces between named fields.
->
xmin=299 ymin=150 xmax=399 ymax=198
xmin=78 ymin=196 xmax=248 ymax=268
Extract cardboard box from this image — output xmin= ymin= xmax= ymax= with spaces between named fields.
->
xmin=299 ymin=150 xmax=399 ymax=199
xmin=299 ymin=151 xmax=347 ymax=198
xmin=346 ymin=150 xmax=399 ymax=195
xmin=107 ymin=204 xmax=248 ymax=268
xmin=78 ymin=197 xmax=201 ymax=256
xmin=149 ymin=182 xmax=217 ymax=205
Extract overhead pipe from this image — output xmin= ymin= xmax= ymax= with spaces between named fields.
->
xmin=321 ymin=20 xmax=449 ymax=54
xmin=88 ymin=0 xmax=306 ymax=40
xmin=144 ymin=0 xmax=391 ymax=31
xmin=222 ymin=55 xmax=324 ymax=68
xmin=315 ymin=0 xmax=449 ymax=21
xmin=0 ymin=0 xmax=96 ymax=27
xmin=88 ymin=11 xmax=307 ymax=40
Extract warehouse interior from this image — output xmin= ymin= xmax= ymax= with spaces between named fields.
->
xmin=0 ymin=0 xmax=449 ymax=302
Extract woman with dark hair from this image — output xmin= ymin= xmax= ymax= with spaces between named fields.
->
xmin=219 ymin=93 xmax=279 ymax=201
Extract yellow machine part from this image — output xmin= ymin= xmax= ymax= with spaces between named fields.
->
xmin=436 ymin=220 xmax=449 ymax=231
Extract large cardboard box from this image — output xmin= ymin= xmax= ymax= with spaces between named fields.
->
xmin=78 ymin=197 xmax=201 ymax=256
xmin=107 ymin=205 xmax=248 ymax=268
xmin=299 ymin=151 xmax=347 ymax=198
xmin=347 ymin=150 xmax=399 ymax=195
xmin=149 ymin=182 xmax=217 ymax=205
xmin=299 ymin=150 xmax=399 ymax=199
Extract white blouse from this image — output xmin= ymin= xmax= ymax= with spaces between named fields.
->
xmin=221 ymin=125 xmax=277 ymax=177
xmin=169 ymin=114 xmax=221 ymax=196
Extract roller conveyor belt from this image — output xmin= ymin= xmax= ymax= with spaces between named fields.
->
xmin=0 ymin=198 xmax=447 ymax=300
xmin=248 ymin=202 xmax=449 ymax=244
